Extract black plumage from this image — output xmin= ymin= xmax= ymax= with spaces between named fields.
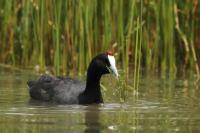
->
xmin=27 ymin=53 xmax=118 ymax=104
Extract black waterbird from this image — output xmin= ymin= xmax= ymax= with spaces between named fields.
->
xmin=27 ymin=52 xmax=119 ymax=104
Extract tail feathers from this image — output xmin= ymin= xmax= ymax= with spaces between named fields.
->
xmin=27 ymin=79 xmax=53 ymax=101
xmin=27 ymin=80 xmax=37 ymax=91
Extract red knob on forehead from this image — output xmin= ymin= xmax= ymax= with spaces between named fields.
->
xmin=106 ymin=51 xmax=113 ymax=56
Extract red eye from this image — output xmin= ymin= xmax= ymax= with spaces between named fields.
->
xmin=106 ymin=51 xmax=113 ymax=56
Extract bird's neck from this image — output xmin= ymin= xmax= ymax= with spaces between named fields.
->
xmin=82 ymin=66 xmax=103 ymax=103
xmin=85 ymin=64 xmax=102 ymax=90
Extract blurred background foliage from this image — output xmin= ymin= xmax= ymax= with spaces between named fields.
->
xmin=0 ymin=0 xmax=199 ymax=78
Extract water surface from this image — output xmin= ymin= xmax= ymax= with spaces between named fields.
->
xmin=0 ymin=68 xmax=200 ymax=133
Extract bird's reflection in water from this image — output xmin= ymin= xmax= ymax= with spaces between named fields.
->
xmin=84 ymin=105 xmax=104 ymax=133
xmin=28 ymin=100 xmax=104 ymax=133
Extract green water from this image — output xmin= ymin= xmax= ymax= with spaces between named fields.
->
xmin=0 ymin=68 xmax=200 ymax=133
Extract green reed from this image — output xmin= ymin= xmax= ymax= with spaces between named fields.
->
xmin=136 ymin=0 xmax=143 ymax=92
xmin=0 ymin=0 xmax=199 ymax=82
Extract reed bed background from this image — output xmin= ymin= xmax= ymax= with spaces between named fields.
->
xmin=0 ymin=0 xmax=199 ymax=80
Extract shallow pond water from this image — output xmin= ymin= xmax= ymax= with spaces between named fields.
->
xmin=0 ymin=68 xmax=200 ymax=133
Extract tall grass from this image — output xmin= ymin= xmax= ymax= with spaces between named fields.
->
xmin=0 ymin=0 xmax=199 ymax=80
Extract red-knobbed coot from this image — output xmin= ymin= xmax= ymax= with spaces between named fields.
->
xmin=27 ymin=52 xmax=118 ymax=104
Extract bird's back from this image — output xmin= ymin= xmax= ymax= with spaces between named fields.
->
xmin=27 ymin=75 xmax=86 ymax=104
